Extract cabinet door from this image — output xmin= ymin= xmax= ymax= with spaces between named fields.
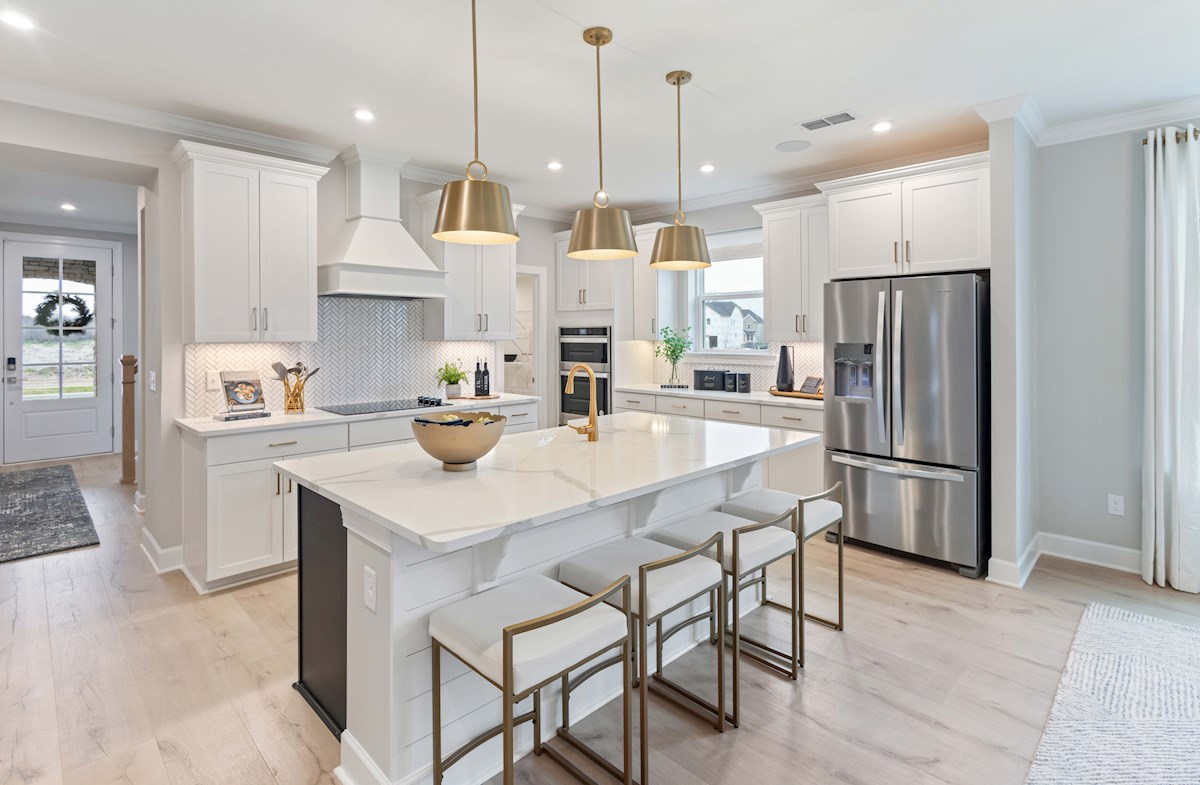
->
xmin=259 ymin=171 xmax=319 ymax=342
xmin=192 ymin=161 xmax=260 ymax=342
xmin=827 ymin=184 xmax=902 ymax=280
xmin=441 ymin=243 xmax=483 ymax=339
xmin=479 ymin=244 xmax=515 ymax=339
xmin=761 ymin=208 xmax=804 ymax=341
xmin=902 ymin=168 xmax=990 ymax=274
xmin=581 ymin=258 xmax=614 ymax=310
xmin=632 ymin=261 xmax=658 ymax=341
xmin=556 ymin=239 xmax=583 ymax=312
xmin=801 ymin=204 xmax=830 ymax=342
xmin=281 ymin=471 xmax=298 ymax=562
xmin=207 ymin=458 xmax=283 ymax=581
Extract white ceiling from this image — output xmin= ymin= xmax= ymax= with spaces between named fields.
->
xmin=0 ymin=164 xmax=137 ymax=231
xmin=0 ymin=0 xmax=1197 ymax=215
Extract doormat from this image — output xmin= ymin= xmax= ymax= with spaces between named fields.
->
xmin=0 ymin=464 xmax=99 ymax=563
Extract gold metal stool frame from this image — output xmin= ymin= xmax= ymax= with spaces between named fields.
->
xmin=563 ymin=533 xmax=729 ymax=785
xmin=431 ymin=576 xmax=634 ymax=785
xmin=760 ymin=482 xmax=846 ymax=652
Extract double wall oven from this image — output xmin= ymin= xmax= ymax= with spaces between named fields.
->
xmin=559 ymin=326 xmax=611 ymax=425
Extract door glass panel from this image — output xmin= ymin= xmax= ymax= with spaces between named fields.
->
xmin=19 ymin=256 xmax=99 ymax=400
xmin=61 ymin=364 xmax=96 ymax=397
xmin=22 ymin=366 xmax=60 ymax=398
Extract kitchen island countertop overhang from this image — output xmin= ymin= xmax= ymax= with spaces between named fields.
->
xmin=274 ymin=411 xmax=820 ymax=554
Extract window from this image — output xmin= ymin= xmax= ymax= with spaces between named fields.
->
xmin=695 ymin=228 xmax=766 ymax=352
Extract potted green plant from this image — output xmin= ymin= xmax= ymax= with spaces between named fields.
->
xmin=435 ymin=360 xmax=470 ymax=399
xmin=654 ymin=326 xmax=692 ymax=385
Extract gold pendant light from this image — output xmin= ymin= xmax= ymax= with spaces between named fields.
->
xmin=433 ymin=0 xmax=519 ymax=245
xmin=567 ymin=27 xmax=637 ymax=260
xmin=650 ymin=70 xmax=711 ymax=270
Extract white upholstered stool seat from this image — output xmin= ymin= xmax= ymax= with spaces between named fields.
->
xmin=652 ymin=511 xmax=795 ymax=575
xmin=429 ymin=574 xmax=627 ymax=695
xmin=720 ymin=489 xmax=843 ymax=540
xmin=559 ymin=537 xmax=722 ymax=619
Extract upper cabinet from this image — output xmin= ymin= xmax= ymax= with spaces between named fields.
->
xmin=819 ymin=153 xmax=990 ymax=281
xmin=755 ymin=195 xmax=829 ymax=343
xmin=419 ymin=191 xmax=523 ymax=341
xmin=173 ymin=141 xmax=328 ymax=344
xmin=555 ymin=230 xmax=615 ymax=312
xmin=630 ymin=223 xmax=679 ymax=341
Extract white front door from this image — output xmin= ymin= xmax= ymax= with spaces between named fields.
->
xmin=3 ymin=240 xmax=114 ymax=463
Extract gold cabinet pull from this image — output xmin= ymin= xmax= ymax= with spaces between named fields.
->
xmin=509 ymin=412 xmax=528 ymax=417
xmin=276 ymin=473 xmax=281 ymax=495
xmin=721 ymin=409 xmax=740 ymax=414
xmin=893 ymin=241 xmax=899 ymax=264
xmin=268 ymin=440 xmax=299 ymax=447
xmin=782 ymin=415 xmax=804 ymax=421
xmin=905 ymin=240 xmax=911 ymax=263
xmin=288 ymin=478 xmax=293 ymax=493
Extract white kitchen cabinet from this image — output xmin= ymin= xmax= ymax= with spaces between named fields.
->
xmin=819 ymin=153 xmax=990 ymax=281
xmin=761 ymin=405 xmax=825 ymax=498
xmin=207 ymin=457 xmax=283 ymax=580
xmin=555 ymin=230 xmax=616 ymax=312
xmin=631 ymin=223 xmax=679 ymax=341
xmin=420 ymin=192 xmax=521 ymax=340
xmin=173 ymin=141 xmax=327 ymax=343
xmin=756 ymin=196 xmax=828 ymax=343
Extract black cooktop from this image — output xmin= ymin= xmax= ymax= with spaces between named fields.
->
xmin=318 ymin=397 xmax=449 ymax=416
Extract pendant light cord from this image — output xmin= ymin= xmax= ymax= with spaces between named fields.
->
xmin=675 ymin=79 xmax=683 ymax=224
xmin=471 ymin=0 xmax=480 ymax=163
xmin=595 ymin=42 xmax=604 ymax=197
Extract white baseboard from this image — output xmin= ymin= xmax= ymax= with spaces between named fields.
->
xmin=334 ymin=731 xmax=390 ymax=785
xmin=1037 ymin=532 xmax=1141 ymax=575
xmin=139 ymin=526 xmax=182 ymax=574
xmin=987 ymin=533 xmax=1040 ymax=589
xmin=133 ymin=490 xmax=147 ymax=515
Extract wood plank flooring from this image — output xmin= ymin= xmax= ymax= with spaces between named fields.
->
xmin=1 ymin=454 xmax=1196 ymax=785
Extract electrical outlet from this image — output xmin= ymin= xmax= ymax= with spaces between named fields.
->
xmin=1108 ymin=494 xmax=1125 ymax=516
xmin=363 ymin=565 xmax=377 ymax=613
xmin=206 ymin=370 xmax=221 ymax=391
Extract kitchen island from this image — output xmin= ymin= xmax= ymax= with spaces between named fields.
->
xmin=274 ymin=411 xmax=817 ymax=785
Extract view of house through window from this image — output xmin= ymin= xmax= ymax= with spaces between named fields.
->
xmin=696 ymin=228 xmax=765 ymax=351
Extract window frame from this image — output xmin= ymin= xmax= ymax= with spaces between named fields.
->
xmin=690 ymin=253 xmax=769 ymax=357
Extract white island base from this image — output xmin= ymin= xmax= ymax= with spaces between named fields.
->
xmin=274 ymin=413 xmax=817 ymax=785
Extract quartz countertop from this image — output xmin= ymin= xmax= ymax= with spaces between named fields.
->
xmin=274 ymin=411 xmax=818 ymax=553
xmin=615 ymin=384 xmax=823 ymax=411
xmin=175 ymin=393 xmax=540 ymax=438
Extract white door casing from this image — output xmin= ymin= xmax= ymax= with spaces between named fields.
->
xmin=3 ymin=240 xmax=115 ymax=463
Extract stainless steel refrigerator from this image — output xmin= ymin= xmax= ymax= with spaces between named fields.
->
xmin=823 ymin=273 xmax=989 ymax=577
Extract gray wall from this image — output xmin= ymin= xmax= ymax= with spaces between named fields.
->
xmin=1034 ymin=130 xmax=1149 ymax=551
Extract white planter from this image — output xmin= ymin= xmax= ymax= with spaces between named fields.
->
xmin=445 ymin=383 xmax=462 ymax=399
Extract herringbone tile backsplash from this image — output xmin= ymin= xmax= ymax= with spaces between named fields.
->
xmin=184 ymin=298 xmax=495 ymax=417
xmin=650 ymin=341 xmax=823 ymax=388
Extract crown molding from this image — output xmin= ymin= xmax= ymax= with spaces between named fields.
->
xmin=1039 ymin=95 xmax=1200 ymax=147
xmin=0 ymin=77 xmax=339 ymax=164
xmin=339 ymin=145 xmax=410 ymax=169
xmin=973 ymin=94 xmax=1046 ymax=141
xmin=628 ymin=140 xmax=988 ymax=221
xmin=519 ymin=205 xmax=574 ymax=224
xmin=171 ymin=140 xmax=329 ymax=178
xmin=816 ymin=151 xmax=989 ymax=193
xmin=399 ymin=164 xmax=455 ymax=186
xmin=0 ymin=210 xmax=136 ymax=235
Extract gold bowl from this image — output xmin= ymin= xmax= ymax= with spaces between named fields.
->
xmin=411 ymin=411 xmax=507 ymax=472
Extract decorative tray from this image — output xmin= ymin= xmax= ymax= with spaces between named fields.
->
xmin=767 ymin=386 xmax=824 ymax=400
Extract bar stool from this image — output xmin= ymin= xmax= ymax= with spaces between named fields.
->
xmin=428 ymin=574 xmax=633 ymax=785
xmin=559 ymin=535 xmax=726 ymax=785
xmin=720 ymin=483 xmax=845 ymax=638
xmin=651 ymin=509 xmax=800 ymax=724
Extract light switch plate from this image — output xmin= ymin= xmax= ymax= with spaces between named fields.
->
xmin=1107 ymin=494 xmax=1125 ymax=516
xmin=206 ymin=370 xmax=221 ymax=392
xmin=148 ymin=370 xmax=157 ymax=392
xmin=363 ymin=565 xmax=377 ymax=613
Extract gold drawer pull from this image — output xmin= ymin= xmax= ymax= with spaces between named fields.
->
xmin=509 ymin=412 xmax=529 ymax=417
xmin=625 ymin=399 xmax=641 ymax=404
xmin=269 ymin=440 xmax=299 ymax=447
xmin=782 ymin=416 xmax=804 ymax=421
xmin=721 ymin=409 xmax=740 ymax=414
xmin=671 ymin=404 xmax=686 ymax=409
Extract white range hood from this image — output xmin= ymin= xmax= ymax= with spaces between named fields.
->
xmin=318 ymin=146 xmax=447 ymax=299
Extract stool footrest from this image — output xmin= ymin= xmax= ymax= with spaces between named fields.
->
xmin=762 ymin=599 xmax=844 ymax=630
xmin=724 ymin=628 xmax=802 ymax=677
xmin=649 ymin=674 xmax=733 ymax=728
xmin=442 ymin=709 xmax=537 ymax=771
xmin=552 ymin=728 xmax=637 ymax=785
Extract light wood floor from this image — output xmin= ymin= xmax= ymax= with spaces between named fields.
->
xmin=2 ymin=455 xmax=1196 ymax=785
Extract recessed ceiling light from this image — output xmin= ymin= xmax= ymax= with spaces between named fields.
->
xmin=60 ymin=203 xmax=77 ymax=212
xmin=871 ymin=121 xmax=894 ymax=133
xmin=0 ymin=10 xmax=36 ymax=29
xmin=546 ymin=160 xmax=563 ymax=171
xmin=775 ymin=140 xmax=813 ymax=153
xmin=699 ymin=163 xmax=715 ymax=173
xmin=353 ymin=109 xmax=375 ymax=122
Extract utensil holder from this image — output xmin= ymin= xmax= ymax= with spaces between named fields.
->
xmin=282 ymin=378 xmax=305 ymax=414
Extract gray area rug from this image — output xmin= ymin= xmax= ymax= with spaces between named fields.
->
xmin=0 ymin=464 xmax=98 ymax=563
xmin=1026 ymin=603 xmax=1200 ymax=784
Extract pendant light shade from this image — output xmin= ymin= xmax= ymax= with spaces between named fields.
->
xmin=567 ymin=27 xmax=638 ymax=260
xmin=433 ymin=0 xmax=519 ymax=245
xmin=650 ymin=70 xmax=711 ymax=270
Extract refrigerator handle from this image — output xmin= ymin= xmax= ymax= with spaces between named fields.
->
xmin=831 ymin=454 xmax=965 ymax=483
xmin=894 ymin=289 xmax=904 ymax=446
xmin=875 ymin=289 xmax=887 ymax=444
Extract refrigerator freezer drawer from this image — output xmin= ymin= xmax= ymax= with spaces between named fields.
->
xmin=826 ymin=452 xmax=980 ymax=569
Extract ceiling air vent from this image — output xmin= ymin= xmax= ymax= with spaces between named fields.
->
xmin=799 ymin=111 xmax=857 ymax=131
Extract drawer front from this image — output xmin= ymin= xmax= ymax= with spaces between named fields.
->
xmin=207 ymin=424 xmax=348 ymax=466
xmin=761 ymin=405 xmax=825 ymax=432
xmin=350 ymin=415 xmax=416 ymax=448
xmin=656 ymin=396 xmax=704 ymax=418
xmin=614 ymin=392 xmax=656 ymax=412
xmin=498 ymin=402 xmax=538 ymax=428
xmin=704 ymin=400 xmax=761 ymax=425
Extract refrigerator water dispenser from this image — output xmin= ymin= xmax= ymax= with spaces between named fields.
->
xmin=833 ymin=343 xmax=874 ymax=401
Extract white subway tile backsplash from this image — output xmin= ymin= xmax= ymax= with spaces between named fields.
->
xmin=184 ymin=298 xmax=495 ymax=417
